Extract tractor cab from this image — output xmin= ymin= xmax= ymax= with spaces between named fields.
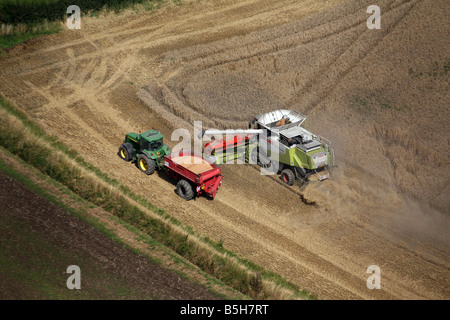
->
xmin=139 ymin=130 xmax=166 ymax=156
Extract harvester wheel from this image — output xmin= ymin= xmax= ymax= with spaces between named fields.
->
xmin=118 ymin=143 xmax=134 ymax=162
xmin=137 ymin=154 xmax=155 ymax=175
xmin=281 ymin=169 xmax=295 ymax=186
xmin=176 ymin=180 xmax=194 ymax=201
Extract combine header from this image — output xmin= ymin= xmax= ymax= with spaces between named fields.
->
xmin=202 ymin=129 xmax=260 ymax=165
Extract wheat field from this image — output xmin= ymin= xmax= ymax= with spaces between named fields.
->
xmin=0 ymin=0 xmax=448 ymax=299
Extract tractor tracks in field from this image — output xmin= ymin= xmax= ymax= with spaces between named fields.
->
xmin=138 ymin=2 xmax=364 ymax=129
xmin=246 ymin=164 xmax=318 ymax=206
xmin=2 ymin=0 xmax=331 ymax=78
xmin=290 ymin=0 xmax=420 ymax=115
xmin=1 ymin=0 xmax=347 ymax=132
xmin=199 ymin=169 xmax=443 ymax=299
xmin=138 ymin=1 xmax=372 ymax=125
xmin=198 ymin=199 xmax=373 ymax=299
xmin=141 ymin=0 xmax=418 ymax=129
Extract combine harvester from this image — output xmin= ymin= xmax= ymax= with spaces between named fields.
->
xmin=118 ymin=130 xmax=223 ymax=200
xmin=202 ymin=109 xmax=334 ymax=185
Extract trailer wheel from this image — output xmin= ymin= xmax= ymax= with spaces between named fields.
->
xmin=281 ymin=169 xmax=295 ymax=186
xmin=176 ymin=180 xmax=194 ymax=201
xmin=118 ymin=143 xmax=134 ymax=162
xmin=137 ymin=154 xmax=155 ymax=175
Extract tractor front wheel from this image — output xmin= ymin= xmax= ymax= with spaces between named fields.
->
xmin=118 ymin=143 xmax=134 ymax=162
xmin=280 ymin=169 xmax=295 ymax=186
xmin=137 ymin=154 xmax=156 ymax=175
xmin=176 ymin=180 xmax=194 ymax=201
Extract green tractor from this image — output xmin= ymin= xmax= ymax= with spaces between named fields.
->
xmin=118 ymin=130 xmax=171 ymax=175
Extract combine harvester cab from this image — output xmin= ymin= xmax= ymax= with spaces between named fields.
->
xmin=250 ymin=109 xmax=335 ymax=185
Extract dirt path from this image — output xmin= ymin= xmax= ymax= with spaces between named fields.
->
xmin=0 ymin=0 xmax=448 ymax=299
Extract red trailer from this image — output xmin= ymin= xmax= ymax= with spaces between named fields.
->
xmin=163 ymin=150 xmax=223 ymax=200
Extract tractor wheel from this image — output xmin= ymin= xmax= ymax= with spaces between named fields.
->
xmin=118 ymin=143 xmax=134 ymax=162
xmin=137 ymin=154 xmax=155 ymax=175
xmin=280 ymin=169 xmax=295 ymax=186
xmin=176 ymin=180 xmax=194 ymax=201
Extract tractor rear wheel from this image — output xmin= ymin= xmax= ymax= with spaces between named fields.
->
xmin=176 ymin=180 xmax=194 ymax=201
xmin=118 ymin=143 xmax=134 ymax=162
xmin=281 ymin=169 xmax=295 ymax=186
xmin=137 ymin=154 xmax=155 ymax=175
